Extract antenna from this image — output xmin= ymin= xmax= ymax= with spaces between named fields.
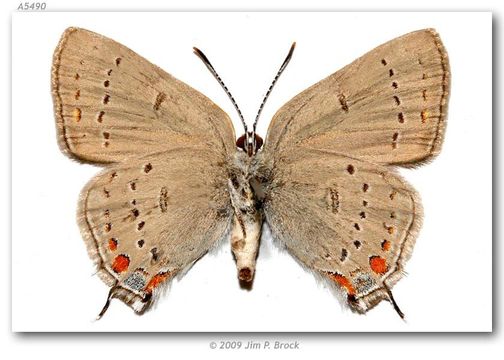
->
xmin=253 ymin=42 xmax=296 ymax=132
xmin=193 ymin=43 xmax=296 ymax=143
xmin=193 ymin=47 xmax=248 ymax=132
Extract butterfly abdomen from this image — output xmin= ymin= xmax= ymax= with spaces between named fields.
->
xmin=227 ymin=153 xmax=265 ymax=283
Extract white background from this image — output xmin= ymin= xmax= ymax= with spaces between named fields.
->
xmin=2 ymin=2 xmax=501 ymax=360
xmin=11 ymin=12 xmax=492 ymax=332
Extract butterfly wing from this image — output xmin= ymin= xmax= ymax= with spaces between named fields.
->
xmin=52 ymin=28 xmax=237 ymax=314
xmin=259 ymin=29 xmax=449 ymax=313
xmin=258 ymin=149 xmax=420 ymax=313
xmin=264 ymin=29 xmax=449 ymax=166
xmin=52 ymin=27 xmax=236 ymax=164
xmin=80 ymin=148 xmax=232 ymax=313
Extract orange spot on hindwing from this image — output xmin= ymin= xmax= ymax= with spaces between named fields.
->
xmin=112 ymin=254 xmax=130 ymax=273
xmin=327 ymin=272 xmax=356 ymax=295
xmin=145 ymin=272 xmax=171 ymax=293
xmin=108 ymin=238 xmax=118 ymax=251
xmin=369 ymin=256 xmax=389 ymax=274
xmin=381 ymin=240 xmax=391 ymax=251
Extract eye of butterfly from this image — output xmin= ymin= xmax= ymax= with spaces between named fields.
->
xmin=236 ymin=133 xmax=264 ymax=154
xmin=52 ymin=27 xmax=449 ymax=319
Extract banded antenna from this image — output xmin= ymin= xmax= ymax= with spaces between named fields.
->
xmin=193 ymin=47 xmax=248 ymax=133
xmin=253 ymin=42 xmax=296 ymax=132
xmin=193 ymin=43 xmax=296 ymax=134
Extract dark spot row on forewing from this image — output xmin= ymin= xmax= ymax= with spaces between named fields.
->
xmin=159 ymin=187 xmax=168 ymax=212
xmin=328 ymin=188 xmax=340 ymax=213
xmin=393 ymin=95 xmax=401 ymax=106
xmin=153 ymin=92 xmax=166 ymax=111
xmin=97 ymin=111 xmax=105 ymax=123
xmin=144 ymin=163 xmax=153 ymax=173
xmin=392 ymin=132 xmax=399 ymax=149
xmin=398 ymin=112 xmax=404 ymax=123
xmin=338 ymin=94 xmax=349 ymax=113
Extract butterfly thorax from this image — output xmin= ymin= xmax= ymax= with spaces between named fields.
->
xmin=227 ymin=151 xmax=265 ymax=282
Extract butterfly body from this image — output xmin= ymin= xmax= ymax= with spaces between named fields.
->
xmin=228 ymin=150 xmax=263 ymax=282
xmin=52 ymin=27 xmax=449 ymax=318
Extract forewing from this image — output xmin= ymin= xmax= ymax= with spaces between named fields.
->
xmin=52 ymin=27 xmax=236 ymax=164
xmin=79 ymin=148 xmax=232 ymax=313
xmin=260 ymin=150 xmax=421 ymax=313
xmin=264 ymin=29 xmax=449 ymax=166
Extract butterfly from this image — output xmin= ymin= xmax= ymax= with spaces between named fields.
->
xmin=51 ymin=27 xmax=449 ymax=319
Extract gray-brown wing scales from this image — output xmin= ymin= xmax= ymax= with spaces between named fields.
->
xmin=52 ymin=27 xmax=236 ymax=164
xmin=79 ymin=149 xmax=232 ymax=313
xmin=264 ymin=29 xmax=449 ymax=166
xmin=262 ymin=150 xmax=421 ymax=313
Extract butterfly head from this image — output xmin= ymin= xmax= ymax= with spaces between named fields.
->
xmin=236 ymin=132 xmax=263 ymax=156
